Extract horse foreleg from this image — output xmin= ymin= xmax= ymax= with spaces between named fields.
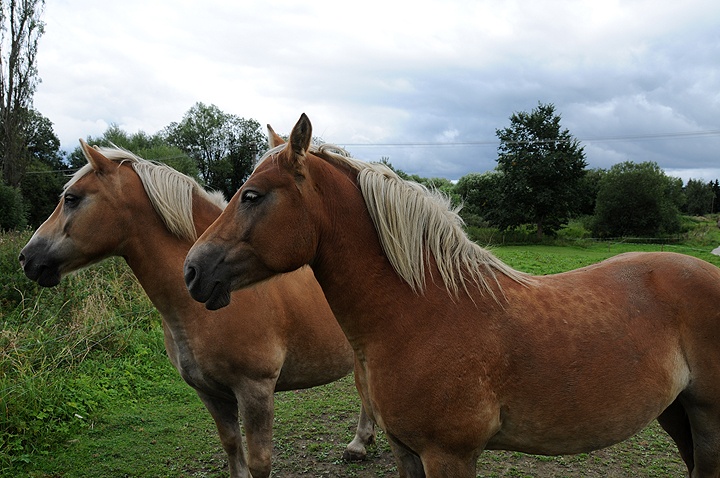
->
xmin=196 ymin=391 xmax=248 ymax=478
xmin=342 ymin=403 xmax=376 ymax=461
xmin=386 ymin=433 xmax=425 ymax=478
xmin=237 ymin=381 xmax=276 ymax=478
xmin=420 ymin=447 xmax=477 ymax=478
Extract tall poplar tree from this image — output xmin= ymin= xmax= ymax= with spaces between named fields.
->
xmin=0 ymin=0 xmax=45 ymax=187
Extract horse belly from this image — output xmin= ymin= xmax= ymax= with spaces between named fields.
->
xmin=487 ymin=349 xmax=689 ymax=455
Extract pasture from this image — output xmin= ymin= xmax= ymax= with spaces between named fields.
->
xmin=3 ymin=227 xmax=720 ymax=477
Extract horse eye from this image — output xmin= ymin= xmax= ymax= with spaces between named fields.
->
xmin=241 ymin=190 xmax=261 ymax=203
xmin=63 ymin=193 xmax=81 ymax=208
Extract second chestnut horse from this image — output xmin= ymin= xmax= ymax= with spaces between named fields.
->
xmin=19 ymin=140 xmax=374 ymax=478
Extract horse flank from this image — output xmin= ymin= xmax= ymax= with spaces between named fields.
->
xmin=69 ymin=146 xmax=227 ymax=242
xmin=260 ymin=143 xmax=533 ymax=299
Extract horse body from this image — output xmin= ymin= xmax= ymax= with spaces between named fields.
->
xmin=19 ymin=142 xmax=374 ymax=478
xmin=184 ymin=114 xmax=720 ymax=477
xmin=307 ymin=179 xmax=698 ymax=460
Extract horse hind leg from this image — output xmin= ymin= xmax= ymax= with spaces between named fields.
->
xmin=657 ymin=399 xmax=695 ymax=476
xmin=685 ymin=404 xmax=720 ymax=478
xmin=342 ymin=404 xmax=376 ymax=461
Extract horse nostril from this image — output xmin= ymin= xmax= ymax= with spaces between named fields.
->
xmin=184 ymin=263 xmax=198 ymax=286
xmin=18 ymin=252 xmax=26 ymax=268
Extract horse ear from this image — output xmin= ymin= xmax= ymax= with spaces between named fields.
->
xmin=267 ymin=124 xmax=285 ymax=147
xmin=79 ymin=139 xmax=114 ymax=174
xmin=288 ymin=113 xmax=312 ymax=165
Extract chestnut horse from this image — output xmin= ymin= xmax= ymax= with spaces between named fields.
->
xmin=19 ymin=141 xmax=374 ymax=478
xmin=185 ymin=113 xmax=720 ymax=478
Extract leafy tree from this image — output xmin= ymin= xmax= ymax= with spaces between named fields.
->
xmin=163 ymin=102 xmax=267 ymax=198
xmin=19 ymin=109 xmax=65 ymax=226
xmin=0 ymin=0 xmax=45 ymax=187
xmin=19 ymin=158 xmax=62 ymax=226
xmin=454 ymin=171 xmax=502 ymax=226
xmin=495 ymin=102 xmax=587 ymax=238
xmin=683 ymin=178 xmax=715 ymax=216
xmin=68 ymin=125 xmax=199 ymax=178
xmin=576 ymin=168 xmax=605 ymax=216
xmin=25 ymin=108 xmax=63 ymax=168
xmin=592 ymin=161 xmax=684 ymax=237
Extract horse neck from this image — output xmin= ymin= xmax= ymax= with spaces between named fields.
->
xmin=123 ymin=191 xmax=222 ymax=320
xmin=308 ymin=160 xmax=427 ymax=345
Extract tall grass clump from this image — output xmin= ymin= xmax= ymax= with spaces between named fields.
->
xmin=1 ymin=229 xmax=161 ymax=470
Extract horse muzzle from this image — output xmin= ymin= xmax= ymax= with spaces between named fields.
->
xmin=19 ymin=238 xmax=63 ymax=288
xmin=184 ymin=243 xmax=233 ymax=310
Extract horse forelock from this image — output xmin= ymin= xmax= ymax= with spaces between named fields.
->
xmin=65 ymin=146 xmax=227 ymax=242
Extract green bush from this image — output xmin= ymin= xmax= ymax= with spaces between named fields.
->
xmin=0 ymin=182 xmax=28 ymax=231
xmin=0 ymin=230 xmax=33 ymax=308
xmin=592 ymin=161 xmax=683 ymax=237
xmin=556 ymin=217 xmax=593 ymax=240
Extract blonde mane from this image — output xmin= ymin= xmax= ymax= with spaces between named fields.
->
xmin=260 ymin=144 xmax=533 ymax=299
xmin=67 ymin=146 xmax=227 ymax=242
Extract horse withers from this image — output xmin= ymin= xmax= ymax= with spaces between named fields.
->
xmin=19 ymin=140 xmax=374 ymax=478
xmin=185 ymin=113 xmax=720 ymax=478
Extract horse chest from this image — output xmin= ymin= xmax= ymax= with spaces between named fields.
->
xmin=163 ymin=324 xmax=230 ymax=396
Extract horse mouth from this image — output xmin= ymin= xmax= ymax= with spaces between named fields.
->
xmin=37 ymin=268 xmax=62 ymax=288
xmin=19 ymin=238 xmax=64 ymax=288
xmin=204 ymin=281 xmax=232 ymax=310
xmin=21 ymin=259 xmax=62 ymax=288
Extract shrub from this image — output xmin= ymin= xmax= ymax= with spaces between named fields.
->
xmin=0 ymin=182 xmax=28 ymax=231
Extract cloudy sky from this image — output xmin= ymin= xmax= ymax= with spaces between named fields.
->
xmin=34 ymin=0 xmax=720 ymax=182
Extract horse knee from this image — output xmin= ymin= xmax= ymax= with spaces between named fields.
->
xmin=248 ymin=463 xmax=271 ymax=478
xmin=247 ymin=447 xmax=272 ymax=478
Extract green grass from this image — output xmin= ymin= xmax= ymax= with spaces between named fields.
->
xmin=2 ymin=223 xmax=720 ymax=476
xmin=15 ymin=347 xmax=229 ymax=478
xmin=493 ymin=241 xmax=720 ymax=274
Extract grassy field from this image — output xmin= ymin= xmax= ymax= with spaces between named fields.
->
xmin=3 ymin=223 xmax=720 ymax=477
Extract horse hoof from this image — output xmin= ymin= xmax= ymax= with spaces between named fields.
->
xmin=342 ymin=448 xmax=367 ymax=462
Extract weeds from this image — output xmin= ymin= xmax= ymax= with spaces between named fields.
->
xmin=0 ymin=229 xmax=159 ymax=471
